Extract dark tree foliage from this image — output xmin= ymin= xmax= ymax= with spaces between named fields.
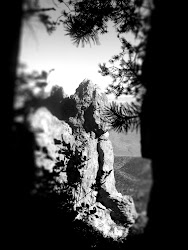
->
xmin=23 ymin=0 xmax=57 ymax=33
xmin=61 ymin=0 xmax=152 ymax=94
xmin=15 ymin=65 xmax=49 ymax=109
xmin=14 ymin=65 xmax=70 ymax=125
xmin=104 ymin=101 xmax=140 ymax=133
xmin=59 ymin=0 xmax=153 ymax=132
xmin=21 ymin=0 xmax=153 ymax=133
xmin=62 ymin=0 xmax=146 ymax=46
xmin=98 ymin=37 xmax=145 ymax=99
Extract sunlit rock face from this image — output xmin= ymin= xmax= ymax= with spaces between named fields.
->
xmin=28 ymin=80 xmax=137 ymax=240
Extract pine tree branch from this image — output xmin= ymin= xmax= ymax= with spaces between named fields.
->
xmin=104 ymin=101 xmax=140 ymax=133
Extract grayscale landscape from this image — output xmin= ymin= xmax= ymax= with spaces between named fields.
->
xmin=110 ymin=129 xmax=152 ymax=235
xmin=109 ymin=129 xmax=141 ymax=157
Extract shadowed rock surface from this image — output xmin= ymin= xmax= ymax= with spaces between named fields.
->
xmin=28 ymin=80 xmax=137 ymax=240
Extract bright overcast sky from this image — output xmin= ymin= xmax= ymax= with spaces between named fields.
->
xmin=18 ymin=1 xmax=136 ymax=102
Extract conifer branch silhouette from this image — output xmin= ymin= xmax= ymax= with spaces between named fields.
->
xmin=104 ymin=101 xmax=140 ymax=133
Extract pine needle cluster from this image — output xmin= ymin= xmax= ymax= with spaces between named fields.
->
xmin=104 ymin=101 xmax=140 ymax=133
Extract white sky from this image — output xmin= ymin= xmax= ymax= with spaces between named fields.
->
xmin=18 ymin=1 xmax=136 ymax=103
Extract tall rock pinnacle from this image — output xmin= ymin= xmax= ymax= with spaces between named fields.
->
xmin=28 ymin=79 xmax=137 ymax=240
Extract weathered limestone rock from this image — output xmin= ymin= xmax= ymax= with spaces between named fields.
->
xmin=28 ymin=80 xmax=137 ymax=240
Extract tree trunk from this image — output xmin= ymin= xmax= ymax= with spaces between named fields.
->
xmin=140 ymin=0 xmax=185 ymax=247
xmin=2 ymin=0 xmax=28 ymax=245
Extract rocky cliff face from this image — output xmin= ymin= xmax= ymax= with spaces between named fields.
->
xmin=28 ymin=80 xmax=137 ymax=240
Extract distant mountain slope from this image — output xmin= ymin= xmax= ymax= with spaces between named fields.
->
xmin=113 ymin=156 xmax=152 ymax=234
xmin=109 ymin=129 xmax=141 ymax=157
xmin=114 ymin=156 xmax=152 ymax=213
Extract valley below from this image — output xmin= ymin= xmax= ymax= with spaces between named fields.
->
xmin=109 ymin=129 xmax=152 ymax=235
xmin=114 ymin=156 xmax=152 ymax=235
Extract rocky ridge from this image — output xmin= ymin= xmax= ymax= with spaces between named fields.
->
xmin=28 ymin=80 xmax=138 ymax=240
